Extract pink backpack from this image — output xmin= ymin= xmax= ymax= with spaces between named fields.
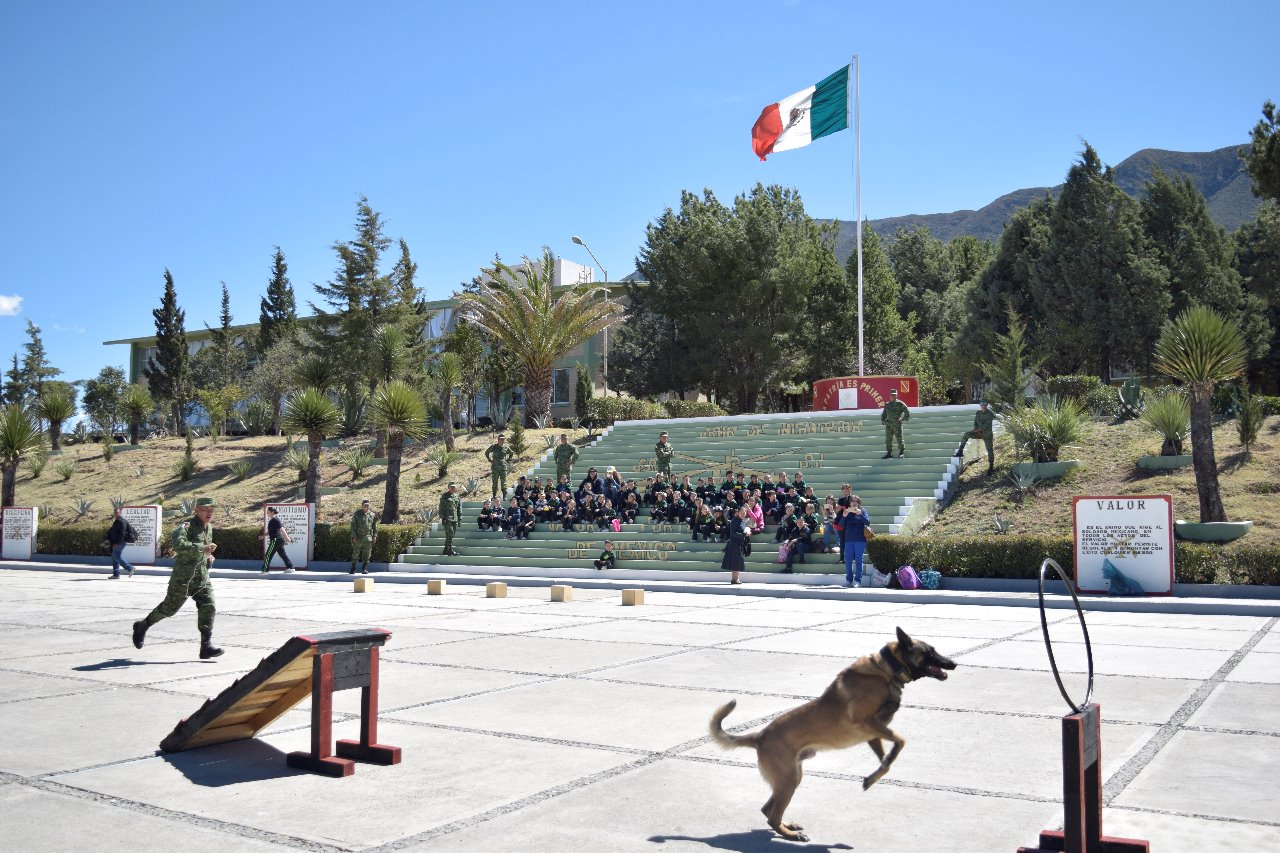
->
xmin=897 ymin=565 xmax=921 ymax=590
xmin=611 ymin=518 xmax=622 ymax=533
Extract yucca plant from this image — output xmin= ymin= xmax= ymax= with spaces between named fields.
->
xmin=282 ymin=387 xmax=341 ymax=505
xmin=570 ymin=417 xmax=581 ymax=432
xmin=1236 ymin=388 xmax=1264 ymax=457
xmin=71 ymin=421 xmax=88 ymax=444
xmin=1002 ymin=395 xmax=1087 ymax=463
xmin=55 ymin=459 xmax=77 ymax=482
xmin=1154 ymin=305 xmax=1247 ymax=522
xmin=173 ymin=455 xmax=197 ymax=481
xmin=123 ymin=384 xmax=154 ymax=445
xmin=455 ymin=248 xmax=624 ymax=423
xmin=1 ymin=406 xmax=44 ymax=506
xmin=110 ymin=496 xmax=126 ymax=511
xmin=370 ymin=380 xmax=428 ymax=523
xmin=293 ymin=356 xmax=336 ymax=393
xmin=426 ymin=447 xmax=462 ymax=478
xmin=340 ymin=446 xmax=374 ymax=480
xmin=432 ymin=350 xmax=463 ymax=451
xmin=27 ymin=450 xmax=48 ymax=479
xmin=227 ymin=460 xmax=253 ymax=482
xmin=35 ymin=392 xmax=76 ymax=452
xmin=73 ymin=497 xmax=93 ymax=520
xmin=1138 ymin=391 xmax=1190 ymax=456
xmin=338 ymin=390 xmax=367 ymax=438
xmin=243 ymin=400 xmax=271 ymax=437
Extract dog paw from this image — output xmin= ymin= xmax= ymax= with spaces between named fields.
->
xmin=861 ymin=777 xmax=876 ymax=791
xmin=784 ymin=822 xmax=805 ymax=832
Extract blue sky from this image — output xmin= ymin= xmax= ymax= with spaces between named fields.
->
xmin=2 ymin=0 xmax=1277 ymax=387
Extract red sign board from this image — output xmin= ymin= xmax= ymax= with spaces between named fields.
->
xmin=813 ymin=376 xmax=918 ymax=411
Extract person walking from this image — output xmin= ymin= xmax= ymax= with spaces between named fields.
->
xmin=553 ymin=434 xmax=579 ymax=482
xmin=261 ymin=506 xmax=294 ymax=573
xmin=840 ymin=496 xmax=871 ymax=588
xmin=105 ymin=507 xmax=137 ymax=579
xmin=881 ymin=388 xmax=910 ymax=459
xmin=721 ymin=506 xmax=748 ymax=585
xmin=956 ymin=400 xmax=996 ymax=474
xmin=438 ymin=482 xmax=462 ymax=556
xmin=131 ymin=496 xmax=222 ymax=659
xmin=349 ymin=499 xmax=378 ymax=575
xmin=654 ymin=431 xmax=674 ymax=478
xmin=485 ymin=433 xmax=514 ymax=501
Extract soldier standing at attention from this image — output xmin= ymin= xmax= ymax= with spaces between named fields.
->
xmin=881 ymin=388 xmax=910 ymax=459
xmin=438 ymin=482 xmax=462 ymax=556
xmin=131 ymin=496 xmax=222 ymax=659
xmin=655 ymin=431 xmax=674 ymax=478
xmin=485 ymin=433 xmax=513 ymax=501
xmin=349 ymin=499 xmax=377 ymax=575
xmin=956 ymin=400 xmax=996 ymax=474
xmin=553 ymin=433 xmax=579 ymax=482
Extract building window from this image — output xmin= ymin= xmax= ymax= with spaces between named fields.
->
xmin=552 ymin=368 xmax=571 ymax=406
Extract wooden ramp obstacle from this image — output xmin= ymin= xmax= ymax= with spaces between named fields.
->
xmin=159 ymin=628 xmax=402 ymax=777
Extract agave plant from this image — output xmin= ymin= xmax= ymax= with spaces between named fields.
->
xmin=370 ymin=380 xmax=428 ymax=523
xmin=1117 ymin=379 xmax=1144 ymax=420
xmin=461 ymin=477 xmax=479 ymax=498
xmin=1154 ymin=305 xmax=1247 ymax=522
xmin=339 ymin=446 xmax=374 ymax=480
xmin=180 ymin=498 xmax=195 ymax=516
xmin=1008 ymin=468 xmax=1039 ymax=495
xmin=243 ymin=400 xmax=271 ymax=437
xmin=38 ymin=505 xmax=53 ymax=520
xmin=415 ymin=508 xmax=437 ymax=527
xmin=338 ymin=390 xmax=367 ymax=438
xmin=35 ymin=392 xmax=76 ymax=452
xmin=71 ymin=420 xmax=88 ymax=445
xmin=532 ymin=413 xmax=552 ymax=430
xmin=227 ymin=460 xmax=253 ymax=482
xmin=570 ymin=417 xmax=581 ymax=432
xmin=110 ymin=496 xmax=126 ymax=511
xmin=1 ymin=406 xmax=44 ymax=506
xmin=282 ymin=387 xmax=341 ymax=505
xmin=993 ymin=513 xmax=1011 ymax=534
xmin=426 ymin=447 xmax=462 ymax=478
xmin=1002 ymin=396 xmax=1087 ymax=463
xmin=543 ymin=434 xmax=558 ymax=450
xmin=72 ymin=497 xmax=93 ymax=520
xmin=1138 ymin=392 xmax=1190 ymax=456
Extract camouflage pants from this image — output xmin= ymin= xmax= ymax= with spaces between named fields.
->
xmin=657 ymin=462 xmax=671 ymax=477
xmin=144 ymin=567 xmax=215 ymax=634
xmin=884 ymin=423 xmax=904 ymax=453
xmin=555 ymin=464 xmax=572 ymax=482
xmin=351 ymin=540 xmax=373 ymax=566
xmin=960 ymin=429 xmax=994 ymax=465
xmin=442 ymin=521 xmax=458 ymax=552
xmin=490 ymin=467 xmax=507 ymax=500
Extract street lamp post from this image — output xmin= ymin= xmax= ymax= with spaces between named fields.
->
xmin=571 ymin=235 xmax=610 ymax=396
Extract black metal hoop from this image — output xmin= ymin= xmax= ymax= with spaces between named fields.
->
xmin=1038 ymin=558 xmax=1094 ymax=714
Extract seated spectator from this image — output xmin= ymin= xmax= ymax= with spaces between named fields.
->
xmin=819 ymin=506 xmax=840 ymax=555
xmin=689 ymin=498 xmax=710 ymax=541
xmin=803 ymin=486 xmax=818 ymax=506
xmin=792 ymin=472 xmax=807 ymax=493
xmin=781 ymin=510 xmax=812 ymax=572
xmin=695 ymin=477 xmax=711 ymax=502
xmin=516 ymin=506 xmax=536 ymax=539
xmin=594 ymin=540 xmax=616 ymax=571
xmin=560 ymin=499 xmax=579 ymax=532
xmin=643 ymin=477 xmax=659 ymax=507
xmin=620 ymin=492 xmax=640 ymax=523
xmin=761 ymin=474 xmax=776 ymax=494
xmin=746 ymin=496 xmax=765 ymax=538
xmin=775 ymin=503 xmax=796 ymax=542
xmin=503 ymin=498 xmax=523 ymax=540
xmin=761 ymin=492 xmax=781 ymax=525
xmin=578 ymin=468 xmax=603 ymax=500
xmin=477 ymin=499 xmax=498 ymax=531
xmin=595 ymin=498 xmax=617 ymax=531
xmin=557 ymin=473 xmax=573 ymax=495
xmin=710 ymin=508 xmax=729 ymax=542
xmin=604 ymin=467 xmax=624 ymax=500
xmin=651 ymin=490 xmax=671 ymax=523
xmin=534 ymin=494 xmax=552 ymax=523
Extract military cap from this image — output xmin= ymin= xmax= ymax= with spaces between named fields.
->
xmin=195 ymin=497 xmax=216 ymax=508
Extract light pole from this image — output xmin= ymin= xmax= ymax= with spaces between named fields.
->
xmin=571 ymin=235 xmax=610 ymax=396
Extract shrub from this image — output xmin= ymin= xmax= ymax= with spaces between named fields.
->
xmin=173 ymin=455 xmax=197 ymax=481
xmin=54 ymin=459 xmax=76 ymax=481
xmin=585 ymin=396 xmax=666 ymax=426
xmin=1045 ymin=375 xmax=1118 ymax=418
xmin=283 ymin=444 xmax=309 ymax=481
xmin=1235 ymin=389 xmax=1264 ymax=454
xmin=243 ymin=401 xmax=271 ymax=436
xmin=1258 ymin=396 xmax=1280 ymax=417
xmin=101 ymin=440 xmax=115 ymax=463
xmin=1138 ymin=391 xmax=1190 ymax=456
xmin=313 ymin=522 xmax=417 ymax=563
xmin=36 ymin=525 xmax=110 ymax=557
xmin=27 ymin=450 xmax=48 ymax=479
xmin=227 ymin=460 xmax=253 ymax=482
xmin=338 ymin=447 xmax=373 ymax=479
xmin=1002 ymin=395 xmax=1088 ymax=463
xmin=507 ymin=420 xmax=527 ymax=456
xmin=663 ymin=399 xmax=728 ymax=419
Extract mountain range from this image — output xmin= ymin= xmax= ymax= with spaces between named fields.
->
xmin=825 ymin=145 xmax=1260 ymax=263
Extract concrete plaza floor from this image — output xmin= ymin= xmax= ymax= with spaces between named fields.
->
xmin=0 ymin=567 xmax=1277 ymax=852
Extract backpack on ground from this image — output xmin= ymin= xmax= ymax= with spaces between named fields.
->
xmin=918 ymin=568 xmax=941 ymax=590
xmin=897 ymin=565 xmax=921 ymax=590
xmin=776 ymin=543 xmax=790 ymax=564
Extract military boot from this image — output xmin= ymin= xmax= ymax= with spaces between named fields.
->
xmin=199 ymin=630 xmax=224 ymax=659
xmin=132 ymin=620 xmax=149 ymax=649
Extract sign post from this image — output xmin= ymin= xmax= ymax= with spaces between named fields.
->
xmin=1073 ymin=496 xmax=1174 ymax=596
xmin=812 ymin=375 xmax=918 ymax=410
xmin=263 ymin=503 xmax=313 ymax=570
xmin=1 ymin=507 xmax=38 ymax=560
xmin=121 ymin=505 xmax=162 ymax=566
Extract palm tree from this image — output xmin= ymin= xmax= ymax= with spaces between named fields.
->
xmin=35 ymin=392 xmax=75 ymax=451
xmin=1153 ymin=305 xmax=1247 ymax=522
xmin=433 ymin=351 xmax=462 ymax=451
xmin=281 ymin=388 xmax=340 ymax=505
xmin=1 ymin=406 xmax=44 ymax=506
xmin=456 ymin=248 xmax=624 ymax=423
xmin=122 ymin=384 xmax=154 ymax=446
xmin=370 ymin=380 xmax=427 ymax=523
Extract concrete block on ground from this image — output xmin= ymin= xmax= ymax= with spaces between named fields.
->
xmin=427 ymin=579 xmax=447 ymax=595
xmin=621 ymin=588 xmax=645 ymax=606
xmin=354 ymin=577 xmax=374 ymax=593
xmin=550 ymin=584 xmax=573 ymax=602
xmin=486 ymin=582 xmax=508 ymax=598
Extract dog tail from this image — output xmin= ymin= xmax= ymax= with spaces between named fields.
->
xmin=709 ymin=699 xmax=759 ymax=750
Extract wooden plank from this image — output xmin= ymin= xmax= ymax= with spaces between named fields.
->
xmin=248 ymin=679 xmax=314 ymax=732
xmin=182 ymin=722 xmax=260 ymax=750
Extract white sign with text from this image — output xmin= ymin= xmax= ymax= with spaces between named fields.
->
xmin=263 ymin=503 xmax=313 ymax=569
xmin=121 ymin=505 xmax=161 ymax=565
xmin=1073 ymin=495 xmax=1174 ymax=596
xmin=1 ymin=507 xmax=38 ymax=560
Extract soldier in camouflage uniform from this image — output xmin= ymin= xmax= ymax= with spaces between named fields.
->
xmin=349 ymin=499 xmax=377 ymax=574
xmin=654 ymin=431 xmax=674 ymax=478
xmin=880 ymin=388 xmax=910 ymax=458
xmin=438 ymin=482 xmax=462 ymax=556
xmin=553 ymin=434 xmax=579 ymax=482
xmin=956 ymin=400 xmax=996 ymax=474
xmin=131 ymin=496 xmax=222 ymax=659
xmin=485 ymin=434 xmax=514 ymax=500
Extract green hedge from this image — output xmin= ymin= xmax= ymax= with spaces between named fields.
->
xmin=1259 ymin=396 xmax=1280 ymax=417
xmin=1045 ymin=375 xmax=1120 ymax=417
xmin=663 ymin=400 xmax=728 ymax=419
xmin=867 ymin=534 xmax=1276 ymax=585
xmin=36 ymin=522 xmax=422 ymax=565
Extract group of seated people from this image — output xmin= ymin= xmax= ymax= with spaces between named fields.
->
xmin=475 ymin=468 xmax=869 ymax=571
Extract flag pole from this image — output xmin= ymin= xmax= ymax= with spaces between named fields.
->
xmin=852 ymin=55 xmax=863 ymax=377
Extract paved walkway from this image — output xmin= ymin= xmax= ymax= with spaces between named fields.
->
xmin=0 ymin=567 xmax=1276 ymax=851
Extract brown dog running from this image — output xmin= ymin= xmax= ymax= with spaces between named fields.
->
xmin=709 ymin=627 xmax=957 ymax=842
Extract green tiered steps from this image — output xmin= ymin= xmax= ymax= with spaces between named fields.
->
xmin=393 ymin=406 xmax=983 ymax=582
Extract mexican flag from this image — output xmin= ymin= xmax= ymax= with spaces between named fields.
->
xmin=751 ymin=65 xmax=849 ymax=161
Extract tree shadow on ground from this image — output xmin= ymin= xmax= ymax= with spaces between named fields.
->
xmin=648 ymin=829 xmax=853 ymax=852
xmin=160 ymin=738 xmax=304 ymax=786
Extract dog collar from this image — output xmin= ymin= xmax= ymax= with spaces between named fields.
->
xmin=880 ymin=645 xmax=913 ymax=684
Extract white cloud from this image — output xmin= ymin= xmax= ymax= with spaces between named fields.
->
xmin=0 ymin=294 xmax=21 ymax=316
xmin=51 ymin=323 xmax=85 ymax=334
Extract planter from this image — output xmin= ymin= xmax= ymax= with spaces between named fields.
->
xmin=1136 ymin=454 xmax=1193 ymax=471
xmin=1010 ymin=460 xmax=1079 ymax=480
xmin=1175 ymin=520 xmax=1253 ymax=543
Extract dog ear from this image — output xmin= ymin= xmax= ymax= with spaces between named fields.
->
xmin=895 ymin=626 xmax=914 ymax=649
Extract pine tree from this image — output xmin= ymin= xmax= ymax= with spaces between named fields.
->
xmin=258 ymin=246 xmax=297 ymax=356
xmin=21 ymin=320 xmax=60 ymax=400
xmin=143 ymin=269 xmax=191 ymax=432
xmin=848 ymin=225 xmax=913 ymax=373
xmin=3 ymin=354 xmax=26 ymax=407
